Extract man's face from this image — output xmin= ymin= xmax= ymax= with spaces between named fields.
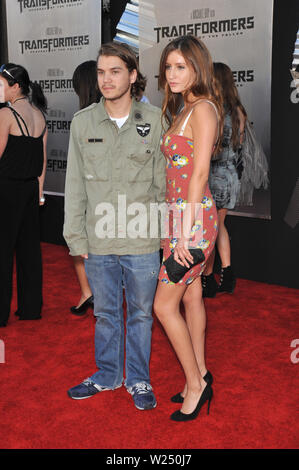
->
xmin=97 ymin=55 xmax=137 ymax=101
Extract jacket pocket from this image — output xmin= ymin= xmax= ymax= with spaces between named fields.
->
xmin=127 ymin=150 xmax=154 ymax=183
xmin=81 ymin=144 xmax=109 ymax=182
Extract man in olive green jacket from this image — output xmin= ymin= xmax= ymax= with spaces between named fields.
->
xmin=64 ymin=43 xmax=165 ymax=410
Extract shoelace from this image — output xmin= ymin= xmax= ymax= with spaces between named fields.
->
xmin=83 ymin=378 xmax=101 ymax=388
xmin=131 ymin=383 xmax=152 ymax=395
xmin=83 ymin=379 xmax=106 ymax=391
xmin=82 ymin=379 xmax=99 ymax=388
xmin=83 ymin=378 xmax=93 ymax=385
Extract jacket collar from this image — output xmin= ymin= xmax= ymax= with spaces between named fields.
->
xmin=95 ymin=97 xmax=147 ymax=127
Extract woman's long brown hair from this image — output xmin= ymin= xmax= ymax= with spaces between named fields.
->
xmin=158 ymin=35 xmax=223 ymax=154
xmin=213 ymin=62 xmax=247 ymax=151
xmin=72 ymin=60 xmax=102 ymax=110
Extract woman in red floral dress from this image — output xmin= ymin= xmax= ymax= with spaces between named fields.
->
xmin=154 ymin=36 xmax=223 ymax=421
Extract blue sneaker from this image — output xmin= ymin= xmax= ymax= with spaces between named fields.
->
xmin=67 ymin=378 xmax=121 ymax=400
xmin=128 ymin=382 xmax=157 ymax=410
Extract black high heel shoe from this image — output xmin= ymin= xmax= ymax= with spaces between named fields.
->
xmin=170 ymin=385 xmax=213 ymax=422
xmin=70 ymin=295 xmax=94 ymax=316
xmin=217 ymin=266 xmax=236 ymax=294
xmin=171 ymin=370 xmax=213 ymax=403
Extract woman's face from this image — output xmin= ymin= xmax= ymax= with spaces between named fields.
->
xmin=0 ymin=76 xmax=13 ymax=103
xmin=165 ymin=50 xmax=195 ymax=95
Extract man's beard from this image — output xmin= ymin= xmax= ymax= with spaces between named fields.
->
xmin=102 ymin=83 xmax=132 ymax=101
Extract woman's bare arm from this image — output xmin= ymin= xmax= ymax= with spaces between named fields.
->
xmin=174 ymin=101 xmax=218 ymax=267
xmin=38 ymin=128 xmax=48 ymax=205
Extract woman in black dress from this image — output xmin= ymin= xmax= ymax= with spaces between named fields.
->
xmin=0 ymin=63 xmax=47 ymax=326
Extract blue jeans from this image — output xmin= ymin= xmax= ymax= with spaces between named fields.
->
xmin=85 ymin=251 xmax=160 ymax=389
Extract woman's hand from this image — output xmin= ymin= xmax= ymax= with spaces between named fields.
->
xmin=173 ymin=236 xmax=193 ymax=268
xmin=39 ymin=185 xmax=45 ymax=206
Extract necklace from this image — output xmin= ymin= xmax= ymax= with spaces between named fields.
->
xmin=12 ymin=96 xmax=27 ymax=104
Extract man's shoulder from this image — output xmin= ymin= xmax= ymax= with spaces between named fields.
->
xmin=135 ymin=100 xmax=162 ymax=120
xmin=73 ymin=102 xmax=99 ymax=120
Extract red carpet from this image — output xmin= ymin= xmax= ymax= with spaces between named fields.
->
xmin=0 ymin=243 xmax=298 ymax=449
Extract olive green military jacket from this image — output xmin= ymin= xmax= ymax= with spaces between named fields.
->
xmin=63 ymin=97 xmax=166 ymax=256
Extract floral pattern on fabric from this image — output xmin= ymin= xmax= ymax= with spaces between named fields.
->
xmin=159 ymin=134 xmax=218 ymax=285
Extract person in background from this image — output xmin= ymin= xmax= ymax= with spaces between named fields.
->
xmin=69 ymin=60 xmax=102 ymax=316
xmin=0 ymin=63 xmax=47 ymax=326
xmin=73 ymin=60 xmax=102 ymax=110
xmin=135 ymin=56 xmax=150 ymax=103
xmin=154 ymin=36 xmax=223 ymax=421
xmin=201 ymin=62 xmax=247 ymax=298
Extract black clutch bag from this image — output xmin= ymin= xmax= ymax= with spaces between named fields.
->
xmin=164 ymin=248 xmax=205 ymax=283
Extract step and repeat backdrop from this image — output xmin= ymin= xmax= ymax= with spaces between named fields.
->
xmin=139 ymin=0 xmax=273 ymax=219
xmin=5 ymin=0 xmax=274 ymax=218
xmin=6 ymin=0 xmax=101 ymax=195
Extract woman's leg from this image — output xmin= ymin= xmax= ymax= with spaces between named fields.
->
xmin=184 ymin=280 xmax=207 ymax=371
xmin=203 ymin=208 xmax=230 ymax=273
xmin=154 ymin=281 xmax=207 ymax=414
xmin=216 ymin=208 xmax=230 ymax=267
xmin=73 ymin=256 xmax=93 ymax=307
xmin=216 ymin=208 xmax=236 ymax=293
xmin=179 ymin=277 xmax=208 ymax=397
